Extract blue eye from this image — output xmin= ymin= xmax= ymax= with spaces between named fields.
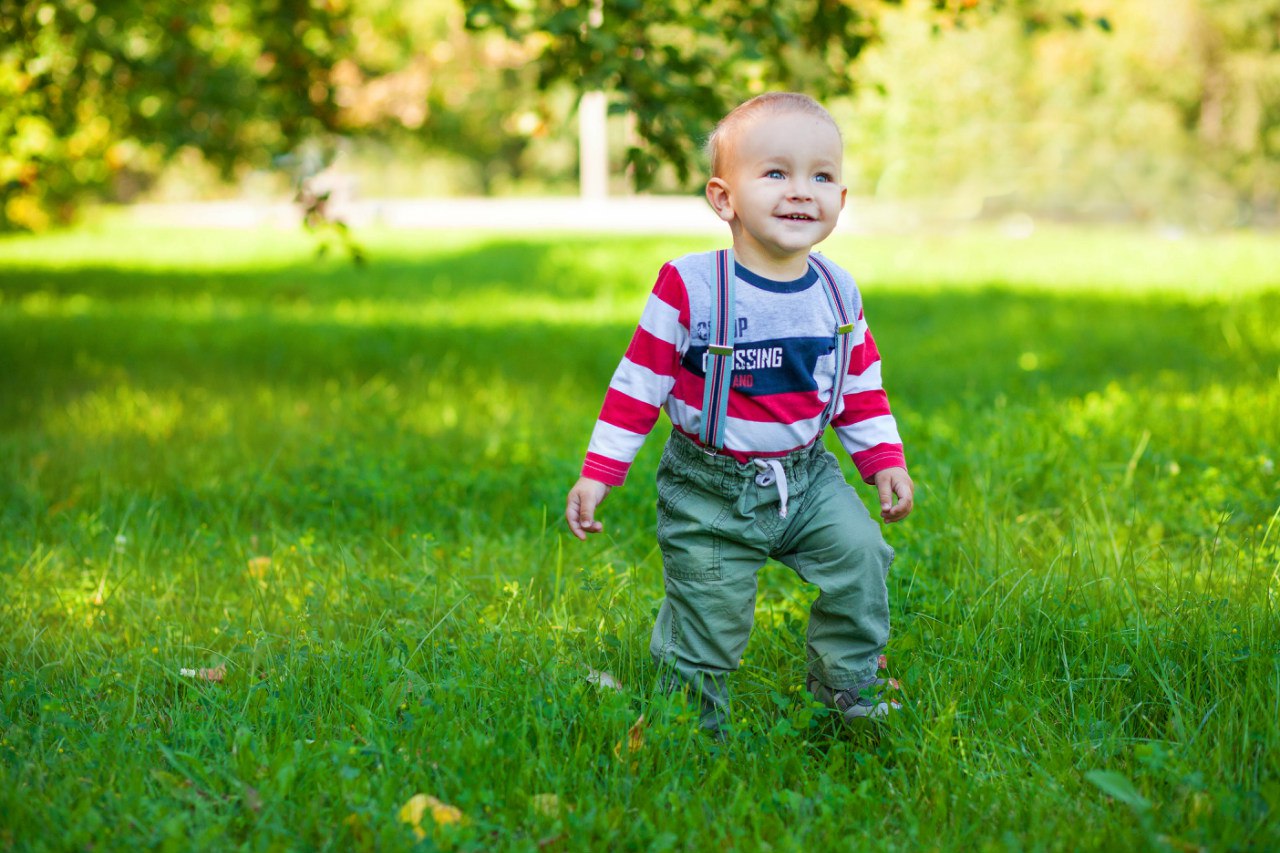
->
xmin=765 ymin=169 xmax=785 ymax=179
xmin=815 ymin=173 xmax=833 ymax=183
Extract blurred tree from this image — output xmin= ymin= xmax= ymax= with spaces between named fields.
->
xmin=1003 ymin=0 xmax=1280 ymax=225
xmin=843 ymin=0 xmax=1279 ymax=226
xmin=4 ymin=0 xmax=1271 ymax=229
xmin=0 ymin=0 xmax=353 ymax=230
xmin=339 ymin=0 xmax=557 ymax=195
xmin=1176 ymin=0 xmax=1280 ymax=224
xmin=461 ymin=0 xmax=1118 ymax=192
xmin=462 ymin=0 xmax=889 ymax=190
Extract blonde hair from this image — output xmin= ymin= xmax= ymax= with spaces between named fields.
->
xmin=707 ymin=92 xmax=841 ymax=177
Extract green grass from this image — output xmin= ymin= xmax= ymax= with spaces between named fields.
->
xmin=1 ymin=221 xmax=1278 ymax=851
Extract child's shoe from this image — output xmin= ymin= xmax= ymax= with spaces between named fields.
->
xmin=806 ymin=655 xmax=903 ymax=722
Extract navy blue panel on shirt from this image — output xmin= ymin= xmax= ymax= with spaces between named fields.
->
xmin=736 ymin=264 xmax=818 ymax=294
xmin=683 ymin=336 xmax=837 ymax=396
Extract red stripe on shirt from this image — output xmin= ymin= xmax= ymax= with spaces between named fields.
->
xmin=837 ymin=389 xmax=892 ymax=425
xmin=730 ymin=389 xmax=825 ymax=424
xmin=669 ymin=369 xmax=703 ymax=410
xmin=652 ymin=263 xmax=691 ymax=328
xmin=669 ymin=374 xmax=825 ymax=425
xmin=598 ymin=387 xmax=663 ymax=434
xmin=624 ymin=326 xmax=679 ymax=377
xmin=848 ymin=329 xmax=882 ymax=376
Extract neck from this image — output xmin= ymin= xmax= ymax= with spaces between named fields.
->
xmin=732 ymin=229 xmax=808 ymax=279
xmin=730 ymin=241 xmax=811 ymax=280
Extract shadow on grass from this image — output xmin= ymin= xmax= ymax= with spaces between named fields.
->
xmin=3 ymin=242 xmax=1278 ymax=539
xmin=3 ymin=257 xmax=1278 ymax=422
xmin=0 ymin=236 xmax=701 ymax=306
xmin=0 ymin=257 xmax=1276 ymax=626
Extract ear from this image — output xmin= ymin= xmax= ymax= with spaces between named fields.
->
xmin=705 ymin=177 xmax=735 ymax=223
xmin=839 ymin=184 xmax=847 ymax=211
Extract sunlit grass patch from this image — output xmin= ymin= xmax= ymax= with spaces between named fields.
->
xmin=827 ymin=225 xmax=1280 ymax=299
xmin=1 ymin=224 xmax=1278 ymax=850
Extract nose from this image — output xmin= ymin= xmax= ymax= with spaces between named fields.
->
xmin=787 ymin=179 xmax=813 ymax=200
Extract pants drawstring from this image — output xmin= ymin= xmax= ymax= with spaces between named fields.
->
xmin=753 ymin=458 xmax=789 ymax=518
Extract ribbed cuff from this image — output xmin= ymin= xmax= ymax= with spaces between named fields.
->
xmin=853 ymin=445 xmax=907 ymax=484
xmin=582 ymin=452 xmax=629 ymax=487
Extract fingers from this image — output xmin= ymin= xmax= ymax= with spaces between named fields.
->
xmin=873 ymin=468 xmax=914 ymax=523
xmin=882 ymin=476 xmax=914 ymax=523
xmin=580 ymin=502 xmax=603 ymax=535
xmin=565 ymin=492 xmax=587 ymax=540
xmin=876 ymin=477 xmax=894 ymax=519
xmin=565 ymin=486 xmax=605 ymax=540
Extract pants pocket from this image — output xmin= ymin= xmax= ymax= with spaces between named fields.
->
xmin=657 ymin=478 xmax=724 ymax=581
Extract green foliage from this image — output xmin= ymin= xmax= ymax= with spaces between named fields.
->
xmin=830 ymin=0 xmax=1280 ymax=223
xmin=463 ymin=0 xmax=890 ymax=188
xmin=343 ymin=0 xmax=570 ymax=195
xmin=0 ymin=0 xmax=354 ymax=230
xmin=462 ymin=0 xmax=1277 ymax=222
xmin=5 ymin=1 xmax=1277 ymax=227
xmin=1 ymin=224 xmax=1279 ymax=848
xmin=460 ymin=0 xmax=1117 ymax=190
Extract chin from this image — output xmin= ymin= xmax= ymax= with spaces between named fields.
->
xmin=775 ymin=222 xmax=829 ymax=241
xmin=773 ymin=235 xmax=823 ymax=254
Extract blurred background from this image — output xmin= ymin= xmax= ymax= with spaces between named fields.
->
xmin=2 ymin=0 xmax=1278 ymax=234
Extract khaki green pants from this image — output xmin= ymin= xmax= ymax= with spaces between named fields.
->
xmin=651 ymin=429 xmax=894 ymax=730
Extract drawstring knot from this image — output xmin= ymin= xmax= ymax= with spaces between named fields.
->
xmin=753 ymin=458 xmax=789 ymax=518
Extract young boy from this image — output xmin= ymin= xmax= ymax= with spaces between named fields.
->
xmin=565 ymin=92 xmax=914 ymax=732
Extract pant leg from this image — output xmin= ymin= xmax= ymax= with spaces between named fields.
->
xmin=773 ymin=450 xmax=894 ymax=690
xmin=650 ymin=451 xmax=768 ymax=731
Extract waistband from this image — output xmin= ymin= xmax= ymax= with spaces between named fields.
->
xmin=666 ymin=427 xmax=827 ymax=481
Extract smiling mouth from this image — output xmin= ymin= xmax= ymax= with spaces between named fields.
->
xmin=779 ymin=213 xmax=815 ymax=221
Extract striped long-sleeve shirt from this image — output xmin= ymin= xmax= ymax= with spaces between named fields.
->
xmin=582 ymin=251 xmax=906 ymax=486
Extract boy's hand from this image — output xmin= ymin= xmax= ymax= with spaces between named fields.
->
xmin=872 ymin=467 xmax=914 ymax=523
xmin=566 ymin=476 xmax=612 ymax=540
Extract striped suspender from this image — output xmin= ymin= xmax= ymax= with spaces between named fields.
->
xmin=699 ymin=249 xmax=735 ymax=450
xmin=810 ymin=255 xmax=855 ymax=431
xmin=699 ymin=251 xmax=852 ymax=451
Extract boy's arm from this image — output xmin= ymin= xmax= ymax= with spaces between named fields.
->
xmin=568 ymin=264 xmax=688 ymax=538
xmin=580 ymin=263 xmax=688 ymax=486
xmin=831 ymin=307 xmax=911 ymax=518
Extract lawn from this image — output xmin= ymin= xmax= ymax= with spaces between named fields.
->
xmin=1 ymin=222 xmax=1278 ymax=851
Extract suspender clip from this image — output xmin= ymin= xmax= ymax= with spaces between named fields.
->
xmin=707 ymin=344 xmax=734 ymax=356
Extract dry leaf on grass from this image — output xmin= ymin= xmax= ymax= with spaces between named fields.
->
xmin=399 ymin=793 xmax=464 ymax=839
xmin=612 ymin=714 xmax=645 ymax=761
xmin=586 ymin=669 xmax=622 ymax=691
xmin=877 ymin=654 xmax=906 ymax=695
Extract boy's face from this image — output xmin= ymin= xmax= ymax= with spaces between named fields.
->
xmin=706 ymin=109 xmax=847 ymax=275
